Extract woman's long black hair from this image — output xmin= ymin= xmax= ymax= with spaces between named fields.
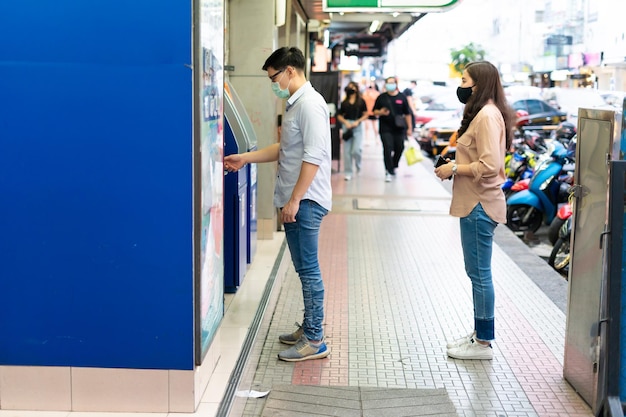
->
xmin=457 ymin=61 xmax=517 ymax=150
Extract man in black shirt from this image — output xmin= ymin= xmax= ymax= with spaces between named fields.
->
xmin=373 ymin=76 xmax=413 ymax=182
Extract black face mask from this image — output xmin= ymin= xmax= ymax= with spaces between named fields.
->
xmin=345 ymin=87 xmax=356 ymax=95
xmin=456 ymin=85 xmax=474 ymax=104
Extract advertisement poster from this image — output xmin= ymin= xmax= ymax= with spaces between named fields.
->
xmin=197 ymin=0 xmax=224 ymax=361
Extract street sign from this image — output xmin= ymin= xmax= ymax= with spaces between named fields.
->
xmin=324 ymin=0 xmax=462 ymax=13
xmin=344 ymin=37 xmax=383 ymax=56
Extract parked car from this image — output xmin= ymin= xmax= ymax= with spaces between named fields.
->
xmin=414 ymin=93 xmax=463 ymax=130
xmin=504 ymin=85 xmax=543 ymax=102
xmin=542 ymin=87 xmax=608 ymax=125
xmin=598 ymin=90 xmax=625 ymax=111
xmin=417 ymin=110 xmax=461 ymax=157
xmin=414 ymin=84 xmax=455 ymax=110
xmin=510 ymin=98 xmax=567 ymax=135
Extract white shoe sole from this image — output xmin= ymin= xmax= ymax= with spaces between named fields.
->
xmin=447 ymin=350 xmax=493 ymax=360
xmin=446 ymin=342 xmax=493 ymax=360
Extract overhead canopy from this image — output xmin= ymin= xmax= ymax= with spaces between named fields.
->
xmin=298 ymin=0 xmax=463 ymax=48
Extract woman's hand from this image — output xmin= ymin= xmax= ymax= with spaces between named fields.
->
xmin=434 ymin=160 xmax=453 ymax=180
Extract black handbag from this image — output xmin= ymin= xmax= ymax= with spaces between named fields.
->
xmin=386 ymin=95 xmax=407 ymax=130
xmin=342 ymin=128 xmax=354 ymax=141
xmin=394 ymin=114 xmax=407 ymax=129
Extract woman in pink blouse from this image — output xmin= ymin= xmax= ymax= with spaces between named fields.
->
xmin=435 ymin=61 xmax=517 ymax=360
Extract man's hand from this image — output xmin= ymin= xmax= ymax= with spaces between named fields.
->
xmin=224 ymin=153 xmax=246 ymax=172
xmin=281 ymin=199 xmax=299 ymax=223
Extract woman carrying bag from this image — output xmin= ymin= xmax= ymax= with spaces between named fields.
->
xmin=373 ymin=76 xmax=413 ymax=182
xmin=337 ymin=81 xmax=368 ymax=181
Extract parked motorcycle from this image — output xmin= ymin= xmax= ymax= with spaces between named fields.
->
xmin=506 ymin=141 xmax=573 ymax=233
xmin=548 ymin=216 xmax=571 ymax=277
xmin=547 ymin=200 xmax=572 ymax=245
xmin=553 ymin=121 xmax=576 ymax=147
xmin=521 ymin=129 xmax=548 ymax=153
xmin=502 ymin=146 xmax=537 ymax=197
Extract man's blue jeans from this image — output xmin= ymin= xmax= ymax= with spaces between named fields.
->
xmin=283 ymin=199 xmax=328 ymax=341
xmin=459 ymin=203 xmax=497 ymax=342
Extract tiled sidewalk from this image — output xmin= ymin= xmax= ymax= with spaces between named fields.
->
xmin=227 ymin=141 xmax=593 ymax=417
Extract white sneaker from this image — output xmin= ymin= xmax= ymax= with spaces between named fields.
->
xmin=446 ymin=331 xmax=475 ymax=349
xmin=344 ymin=175 xmax=352 ymax=181
xmin=447 ymin=339 xmax=493 ymax=360
xmin=385 ymin=173 xmax=392 ymax=182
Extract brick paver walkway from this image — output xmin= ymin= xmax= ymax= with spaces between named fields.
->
xmin=228 ymin=141 xmax=593 ymax=417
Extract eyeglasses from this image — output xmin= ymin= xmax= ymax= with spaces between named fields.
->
xmin=268 ymin=69 xmax=285 ymax=82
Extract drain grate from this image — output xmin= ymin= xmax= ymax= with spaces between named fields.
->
xmin=261 ymin=385 xmax=456 ymax=417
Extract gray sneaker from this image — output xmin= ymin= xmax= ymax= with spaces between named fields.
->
xmin=278 ymin=336 xmax=330 ymax=362
xmin=446 ymin=331 xmax=475 ymax=349
xmin=278 ymin=323 xmax=304 ymax=345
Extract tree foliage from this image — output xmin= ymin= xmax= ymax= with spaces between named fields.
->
xmin=450 ymin=43 xmax=486 ymax=75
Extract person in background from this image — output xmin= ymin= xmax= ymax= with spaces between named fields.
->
xmin=362 ymin=82 xmax=380 ymax=142
xmin=337 ymin=81 xmax=368 ymax=180
xmin=435 ymin=61 xmax=517 ymax=360
xmin=224 ymin=47 xmax=332 ymax=362
xmin=373 ymin=76 xmax=413 ymax=182
xmin=402 ymin=87 xmax=417 ymax=134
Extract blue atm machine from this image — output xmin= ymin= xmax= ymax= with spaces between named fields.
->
xmin=223 ymin=82 xmax=257 ymax=293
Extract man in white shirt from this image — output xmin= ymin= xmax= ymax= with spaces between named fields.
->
xmin=224 ymin=47 xmax=332 ymax=362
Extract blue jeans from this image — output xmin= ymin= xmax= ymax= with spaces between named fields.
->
xmin=459 ymin=203 xmax=497 ymax=341
xmin=343 ymin=122 xmax=364 ymax=175
xmin=283 ymin=199 xmax=328 ymax=341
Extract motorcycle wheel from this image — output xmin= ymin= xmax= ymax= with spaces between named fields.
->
xmin=547 ymin=217 xmax=566 ymax=246
xmin=506 ymin=204 xmax=543 ymax=233
xmin=548 ymin=238 xmax=570 ymax=278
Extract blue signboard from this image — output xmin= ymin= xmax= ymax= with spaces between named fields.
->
xmin=0 ymin=0 xmax=194 ymax=370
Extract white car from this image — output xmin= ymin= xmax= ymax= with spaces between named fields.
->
xmin=542 ymin=87 xmax=610 ymax=124
xmin=598 ymin=90 xmax=626 ymax=111
xmin=504 ymin=85 xmax=544 ymax=102
xmin=413 ymin=93 xmax=463 ymax=130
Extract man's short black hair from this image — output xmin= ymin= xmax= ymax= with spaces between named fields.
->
xmin=262 ymin=47 xmax=306 ymax=71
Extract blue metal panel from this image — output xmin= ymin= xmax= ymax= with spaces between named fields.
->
xmin=223 ymin=119 xmax=248 ymax=293
xmin=0 ymin=1 xmax=194 ymax=369
xmin=622 ymin=209 xmax=626 ymax=403
xmin=620 ymin=104 xmax=626 ymax=403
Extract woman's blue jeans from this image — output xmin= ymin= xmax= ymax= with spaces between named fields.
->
xmin=459 ymin=203 xmax=497 ymax=341
xmin=283 ymin=199 xmax=328 ymax=341
xmin=343 ymin=122 xmax=364 ymax=175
